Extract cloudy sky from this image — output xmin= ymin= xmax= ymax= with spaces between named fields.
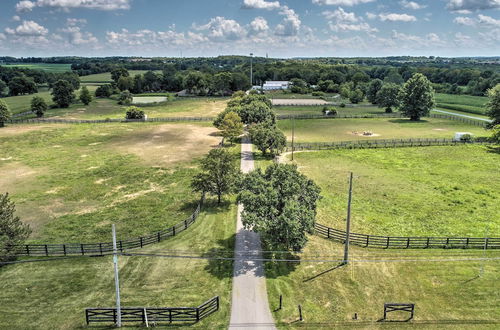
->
xmin=0 ymin=0 xmax=499 ymax=58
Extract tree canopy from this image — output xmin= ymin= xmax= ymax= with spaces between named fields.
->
xmin=79 ymin=86 xmax=92 ymax=106
xmin=399 ymin=73 xmax=435 ymax=121
xmin=250 ymin=123 xmax=286 ymax=156
xmin=51 ymin=80 xmax=75 ymax=108
xmin=0 ymin=100 xmax=11 ymax=127
xmin=238 ymin=163 xmax=321 ymax=252
xmin=0 ymin=193 xmax=32 ymax=263
xmin=191 ymin=148 xmax=240 ymax=204
xmin=486 ymin=83 xmax=500 ymax=127
xmin=376 ymin=83 xmax=401 ymax=113
xmin=219 ymin=111 xmax=243 ymax=144
xmin=31 ymin=96 xmax=48 ymax=118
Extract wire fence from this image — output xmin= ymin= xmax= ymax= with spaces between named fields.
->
xmin=429 ymin=113 xmax=489 ymax=127
xmin=7 ymin=116 xmax=216 ymax=125
xmin=286 ymin=138 xmax=492 ymax=151
xmin=315 ymin=223 xmax=500 ymax=249
xmin=11 ymin=194 xmax=205 ymax=257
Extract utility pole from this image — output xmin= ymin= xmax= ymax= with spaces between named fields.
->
xmin=343 ymin=172 xmax=354 ymax=265
xmin=480 ymin=223 xmax=489 ymax=277
xmin=112 ymin=224 xmax=122 ymax=327
xmin=249 ymin=53 xmax=254 ymax=87
xmin=291 ymin=117 xmax=295 ymax=161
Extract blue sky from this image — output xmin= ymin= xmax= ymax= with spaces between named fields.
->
xmin=0 ymin=0 xmax=499 ymax=57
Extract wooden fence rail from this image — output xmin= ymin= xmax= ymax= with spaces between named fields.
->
xmin=429 ymin=113 xmax=489 ymax=127
xmin=315 ymin=223 xmax=500 ymax=249
xmin=11 ymin=194 xmax=205 ymax=257
xmin=286 ymin=138 xmax=492 ymax=152
xmin=85 ymin=296 xmax=219 ymax=325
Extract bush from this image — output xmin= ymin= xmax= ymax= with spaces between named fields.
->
xmin=460 ymin=134 xmax=473 ymax=142
xmin=31 ymin=96 xmax=48 ymax=118
xmin=125 ymin=106 xmax=145 ymax=120
xmin=312 ymin=91 xmax=325 ymax=97
xmin=339 ymin=102 xmax=346 ymax=108
xmin=95 ymin=84 xmax=113 ymax=98
xmin=118 ymin=90 xmax=133 ymax=105
xmin=1 ymin=193 xmax=31 ymax=263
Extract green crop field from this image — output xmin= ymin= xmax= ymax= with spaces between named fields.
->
xmin=265 ymin=145 xmax=500 ymax=328
xmin=278 ymin=117 xmax=490 ymax=143
xmin=0 ymin=63 xmax=72 ymax=73
xmin=435 ymin=93 xmax=489 ymax=115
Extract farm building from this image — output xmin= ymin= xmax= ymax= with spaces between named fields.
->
xmin=262 ymin=81 xmax=290 ymax=90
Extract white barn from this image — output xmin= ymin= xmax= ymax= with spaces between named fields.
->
xmin=262 ymin=81 xmax=290 ymax=91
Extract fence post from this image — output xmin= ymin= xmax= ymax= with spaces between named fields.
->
xmin=386 ymin=237 xmax=390 ymax=249
xmin=140 ymin=237 xmax=143 ymax=248
xmin=45 ymin=244 xmax=49 ymax=256
xmin=298 ymin=305 xmax=303 ymax=321
xmin=279 ymin=295 xmax=283 ymax=310
xmin=63 ymin=244 xmax=67 ymax=256
xmin=196 ymin=307 xmax=200 ymax=322
xmin=172 ymin=226 xmax=176 ymax=236
xmin=426 ymin=237 xmax=430 ymax=248
xmin=81 ymin=243 xmax=85 ymax=255
xmin=185 ymin=219 xmax=188 ymax=229
xmin=157 ymin=232 xmax=161 ymax=242
xmin=99 ymin=243 xmax=103 ymax=255
xmin=366 ymin=235 xmax=369 ymax=247
xmin=327 ymin=227 xmax=330 ymax=238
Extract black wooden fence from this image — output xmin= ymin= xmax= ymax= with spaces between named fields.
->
xmin=7 ymin=116 xmax=216 ymax=125
xmin=315 ymin=223 xmax=500 ymax=249
xmin=85 ymin=296 xmax=219 ymax=325
xmin=276 ymin=113 xmax=402 ymax=120
xmin=286 ymin=138 xmax=491 ymax=152
xmin=11 ymin=195 xmax=205 ymax=257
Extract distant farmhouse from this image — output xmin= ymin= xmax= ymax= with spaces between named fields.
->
xmin=253 ymin=81 xmax=290 ymax=91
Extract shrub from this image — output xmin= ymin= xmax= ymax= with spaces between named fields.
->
xmin=95 ymin=84 xmax=113 ymax=98
xmin=125 ymin=106 xmax=145 ymax=120
xmin=339 ymin=102 xmax=346 ymax=108
xmin=460 ymin=134 xmax=473 ymax=142
xmin=31 ymin=96 xmax=48 ymax=118
xmin=118 ymin=90 xmax=133 ymax=105
xmin=322 ymin=106 xmax=338 ymax=116
xmin=1 ymin=193 xmax=32 ymax=263
xmin=312 ymin=91 xmax=325 ymax=97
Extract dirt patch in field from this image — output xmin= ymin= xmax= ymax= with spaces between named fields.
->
xmin=0 ymin=125 xmax=61 ymax=137
xmin=108 ymin=124 xmax=221 ymax=166
xmin=349 ymin=131 xmax=381 ymax=137
xmin=433 ymin=128 xmax=448 ymax=131
xmin=0 ymin=163 xmax=38 ymax=192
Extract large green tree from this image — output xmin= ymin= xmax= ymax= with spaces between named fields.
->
xmin=399 ymin=73 xmax=435 ymax=121
xmin=0 ymin=193 xmax=32 ymax=263
xmin=376 ymin=83 xmax=401 ymax=113
xmin=486 ymin=83 xmax=500 ymax=127
xmin=51 ymin=80 xmax=75 ymax=108
xmin=366 ymin=79 xmax=383 ymax=104
xmin=250 ymin=123 xmax=287 ymax=156
xmin=191 ymin=148 xmax=240 ymax=204
xmin=212 ymin=72 xmax=232 ymax=95
xmin=30 ymin=96 xmax=48 ymax=118
xmin=111 ymin=67 xmax=129 ymax=83
xmin=219 ymin=111 xmax=243 ymax=144
xmin=0 ymin=100 xmax=11 ymax=127
xmin=8 ymin=76 xmax=37 ymax=96
xmin=79 ymin=86 xmax=92 ymax=105
xmin=238 ymin=163 xmax=321 ymax=251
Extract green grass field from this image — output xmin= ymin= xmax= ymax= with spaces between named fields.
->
xmin=274 ymin=105 xmax=386 ymax=116
xmin=435 ymin=93 xmax=488 ymax=115
xmin=266 ymin=145 xmax=500 ymax=328
xmin=278 ymin=117 xmax=490 ymax=143
xmin=0 ymin=122 xmax=223 ymax=242
xmin=0 ymin=63 xmax=72 ymax=73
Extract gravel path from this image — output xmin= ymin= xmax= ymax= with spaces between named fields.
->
xmin=229 ymin=135 xmax=276 ymax=330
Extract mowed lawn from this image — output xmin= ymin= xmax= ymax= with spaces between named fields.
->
xmin=0 ymin=122 xmax=223 ymax=243
xmin=0 ymin=63 xmax=72 ymax=73
xmin=290 ymin=146 xmax=499 ymax=237
xmin=0 ymin=198 xmax=237 ymax=329
xmin=278 ymin=117 xmax=490 ymax=143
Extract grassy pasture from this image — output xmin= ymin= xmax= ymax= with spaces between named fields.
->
xmin=265 ymin=145 xmax=500 ymax=328
xmin=0 ymin=63 xmax=72 ymax=73
xmin=0 ymin=199 xmax=236 ymax=329
xmin=289 ymin=146 xmax=499 ymax=237
xmin=435 ymin=93 xmax=488 ymax=115
xmin=278 ymin=117 xmax=489 ymax=143
xmin=274 ymin=105 xmax=386 ymax=117
xmin=0 ymin=122 xmax=222 ymax=243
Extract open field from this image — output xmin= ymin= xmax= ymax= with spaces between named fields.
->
xmin=278 ymin=117 xmax=490 ymax=143
xmin=9 ymin=96 xmax=227 ymax=120
xmin=3 ymin=86 xmax=99 ymax=116
xmin=267 ymin=240 xmax=500 ymax=329
xmin=0 ymin=198 xmax=237 ymax=329
xmin=435 ymin=93 xmax=488 ymax=115
xmin=274 ymin=105 xmax=386 ymax=117
xmin=289 ymin=146 xmax=499 ymax=237
xmin=0 ymin=63 xmax=72 ymax=73
xmin=265 ymin=145 xmax=500 ymax=329
xmin=0 ymin=122 xmax=222 ymax=243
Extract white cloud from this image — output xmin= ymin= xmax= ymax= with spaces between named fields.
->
xmin=5 ymin=20 xmax=48 ymax=36
xmin=16 ymin=0 xmax=131 ymax=12
xmin=379 ymin=13 xmax=417 ymax=22
xmin=391 ymin=30 xmax=446 ymax=47
xmin=0 ymin=33 xmax=6 ymax=41
xmin=365 ymin=12 xmax=376 ymax=19
xmin=446 ymin=0 xmax=500 ymax=12
xmin=275 ymin=6 xmax=301 ymax=36
xmin=323 ymin=7 xmax=377 ymax=32
xmin=312 ymin=0 xmax=375 ymax=5
xmin=67 ymin=18 xmax=87 ymax=26
xmin=399 ymin=1 xmax=427 ymax=10
xmin=106 ymin=28 xmax=204 ymax=47
xmin=479 ymin=28 xmax=500 ymax=42
xmin=12 ymin=15 xmax=21 ymax=22
xmin=453 ymin=16 xmax=476 ymax=26
xmin=250 ymin=17 xmax=269 ymax=33
xmin=478 ymin=14 xmax=500 ymax=27
xmin=242 ymin=0 xmax=281 ymax=10
xmin=195 ymin=17 xmax=246 ymax=41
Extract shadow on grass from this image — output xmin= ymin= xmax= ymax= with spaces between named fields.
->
xmin=388 ymin=118 xmax=429 ymax=124
xmin=302 ymin=262 xmax=345 ymax=282
xmin=252 ymin=152 xmax=276 ymax=163
xmin=486 ymin=145 xmax=500 ymax=154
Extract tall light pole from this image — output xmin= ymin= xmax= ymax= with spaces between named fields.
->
xmin=249 ymin=53 xmax=254 ymax=87
xmin=112 ymin=224 xmax=122 ymax=327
